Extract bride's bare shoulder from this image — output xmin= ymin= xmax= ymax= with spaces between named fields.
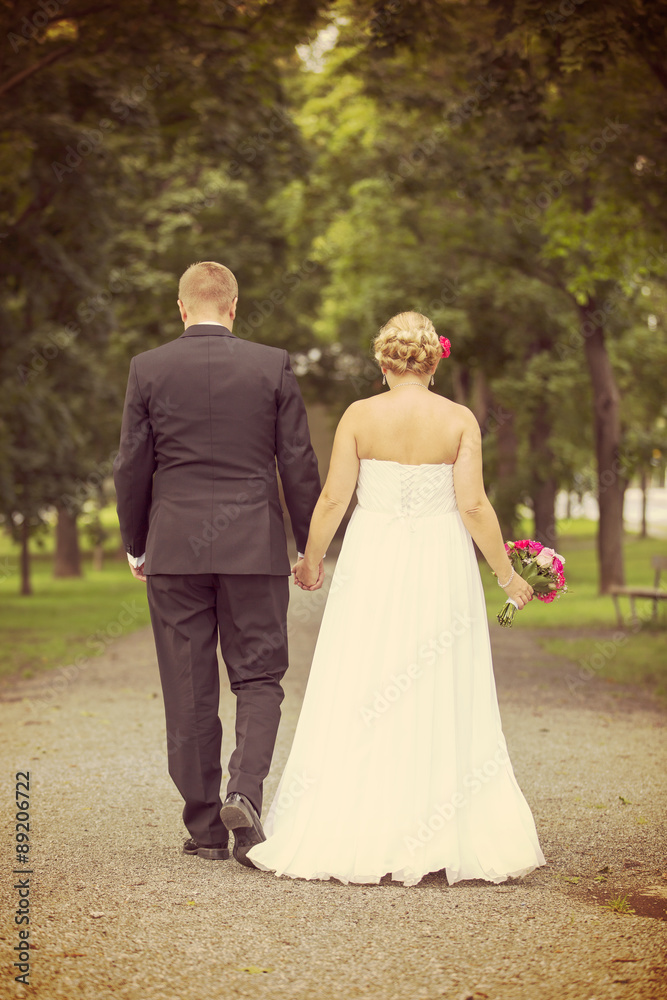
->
xmin=435 ymin=396 xmax=476 ymax=420
xmin=343 ymin=395 xmax=382 ymax=417
xmin=334 ymin=397 xmax=372 ymax=431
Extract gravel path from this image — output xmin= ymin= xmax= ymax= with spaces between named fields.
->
xmin=1 ymin=564 xmax=666 ymax=1000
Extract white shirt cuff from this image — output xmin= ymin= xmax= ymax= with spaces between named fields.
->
xmin=127 ymin=552 xmax=145 ymax=568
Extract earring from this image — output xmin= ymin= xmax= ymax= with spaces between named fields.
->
xmin=382 ymin=373 xmax=386 ymax=385
xmin=430 ymin=374 xmax=434 ymax=385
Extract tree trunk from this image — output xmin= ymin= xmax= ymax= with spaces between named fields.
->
xmin=20 ymin=518 xmax=32 ymax=596
xmin=533 ymin=478 xmax=559 ymax=549
xmin=529 ymin=402 xmax=558 ymax=549
xmin=639 ymin=468 xmax=648 ymax=539
xmin=450 ymin=363 xmax=469 ymax=406
xmin=92 ymin=543 xmax=104 ymax=571
xmin=53 ymin=507 xmax=82 ymax=578
xmin=471 ymin=369 xmax=492 ymax=429
xmin=580 ymin=298 xmax=625 ymax=593
xmin=495 ymin=408 xmax=519 ymax=541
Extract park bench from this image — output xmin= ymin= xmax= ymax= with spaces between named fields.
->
xmin=609 ymin=555 xmax=667 ymax=626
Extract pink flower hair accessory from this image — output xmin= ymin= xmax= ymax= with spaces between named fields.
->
xmin=439 ymin=336 xmax=451 ymax=358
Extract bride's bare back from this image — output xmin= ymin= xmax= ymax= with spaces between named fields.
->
xmin=352 ymin=390 xmax=467 ymax=466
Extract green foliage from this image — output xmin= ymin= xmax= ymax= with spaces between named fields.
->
xmin=0 ymin=0 xmax=327 ymax=585
xmin=1 ymin=0 xmax=666 ymax=596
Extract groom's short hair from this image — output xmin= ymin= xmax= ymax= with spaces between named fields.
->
xmin=178 ymin=261 xmax=238 ymax=315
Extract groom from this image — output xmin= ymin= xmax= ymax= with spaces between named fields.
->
xmin=113 ymin=261 xmax=321 ymax=864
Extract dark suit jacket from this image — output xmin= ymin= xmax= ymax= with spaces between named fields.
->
xmin=113 ymin=324 xmax=321 ymax=575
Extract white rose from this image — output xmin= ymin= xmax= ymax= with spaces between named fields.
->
xmin=535 ymin=547 xmax=556 ymax=568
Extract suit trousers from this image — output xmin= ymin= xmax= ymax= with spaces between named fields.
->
xmin=146 ymin=573 xmax=289 ymax=846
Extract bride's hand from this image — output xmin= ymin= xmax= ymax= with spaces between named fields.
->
xmin=503 ymin=574 xmax=533 ymax=610
xmin=292 ymin=558 xmax=324 ymax=591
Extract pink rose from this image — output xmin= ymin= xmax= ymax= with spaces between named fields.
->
xmin=537 ymin=591 xmax=557 ymax=603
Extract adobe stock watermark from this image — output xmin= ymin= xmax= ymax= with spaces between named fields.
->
xmin=50 ymin=65 xmax=170 ymax=182
xmin=366 ymin=0 xmax=403 ymax=42
xmin=27 ymin=599 xmax=147 ymax=710
xmin=384 ymin=75 xmax=498 ymax=190
xmin=101 ymin=722 xmax=191 ymax=771
xmin=16 ymin=269 xmax=132 ymax=384
xmin=544 ymin=0 xmax=589 ymax=32
xmin=287 ymin=567 xmax=350 ymax=636
xmin=360 ymin=612 xmax=474 ymax=725
xmin=232 ymin=237 xmax=338 ymax=341
xmin=188 ymin=436 xmax=315 ymax=558
xmin=512 ymin=117 xmax=629 ymax=232
xmin=404 ymin=745 xmax=511 ymax=853
xmin=554 ymin=243 xmax=667 ymax=363
xmin=63 ymin=394 xmax=179 ymax=516
xmin=531 ymin=442 xmax=643 ymax=554
xmin=8 ymin=0 xmax=71 ymax=53
xmin=227 ymin=104 xmax=295 ymax=177
xmin=564 ymin=604 xmax=655 ymax=697
xmin=270 ymin=772 xmax=316 ymax=821
xmin=212 ymin=0 xmax=244 ymax=18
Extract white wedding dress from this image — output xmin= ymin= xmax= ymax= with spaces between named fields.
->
xmin=248 ymin=459 xmax=545 ymax=886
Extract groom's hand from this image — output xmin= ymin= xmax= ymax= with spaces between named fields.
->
xmin=130 ymin=563 xmax=147 ymax=582
xmin=292 ymin=558 xmax=324 ymax=591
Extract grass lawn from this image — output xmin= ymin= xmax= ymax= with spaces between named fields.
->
xmin=0 ymin=516 xmax=148 ymax=680
xmin=1 ymin=510 xmax=666 ymax=696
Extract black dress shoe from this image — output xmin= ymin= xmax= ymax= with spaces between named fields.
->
xmin=182 ymin=837 xmax=229 ymax=860
xmin=219 ymin=793 xmax=265 ymax=868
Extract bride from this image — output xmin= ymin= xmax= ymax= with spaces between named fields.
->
xmin=247 ymin=311 xmax=545 ymax=886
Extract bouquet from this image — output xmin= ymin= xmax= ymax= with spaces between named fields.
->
xmin=497 ymin=540 xmax=568 ymax=628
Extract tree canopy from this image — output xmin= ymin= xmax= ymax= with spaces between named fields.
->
xmin=1 ymin=0 xmax=665 ymax=592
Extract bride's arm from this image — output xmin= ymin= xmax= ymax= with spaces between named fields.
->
xmin=299 ymin=404 xmax=361 ymax=579
xmin=453 ymin=409 xmax=533 ymax=609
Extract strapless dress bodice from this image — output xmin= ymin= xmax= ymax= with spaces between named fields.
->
xmin=356 ymin=459 xmax=457 ymax=518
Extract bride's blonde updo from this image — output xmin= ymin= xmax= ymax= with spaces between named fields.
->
xmin=372 ymin=311 xmax=441 ymax=377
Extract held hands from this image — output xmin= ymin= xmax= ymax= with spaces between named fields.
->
xmin=129 ymin=563 xmax=147 ymax=582
xmin=292 ymin=557 xmax=324 ymax=591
